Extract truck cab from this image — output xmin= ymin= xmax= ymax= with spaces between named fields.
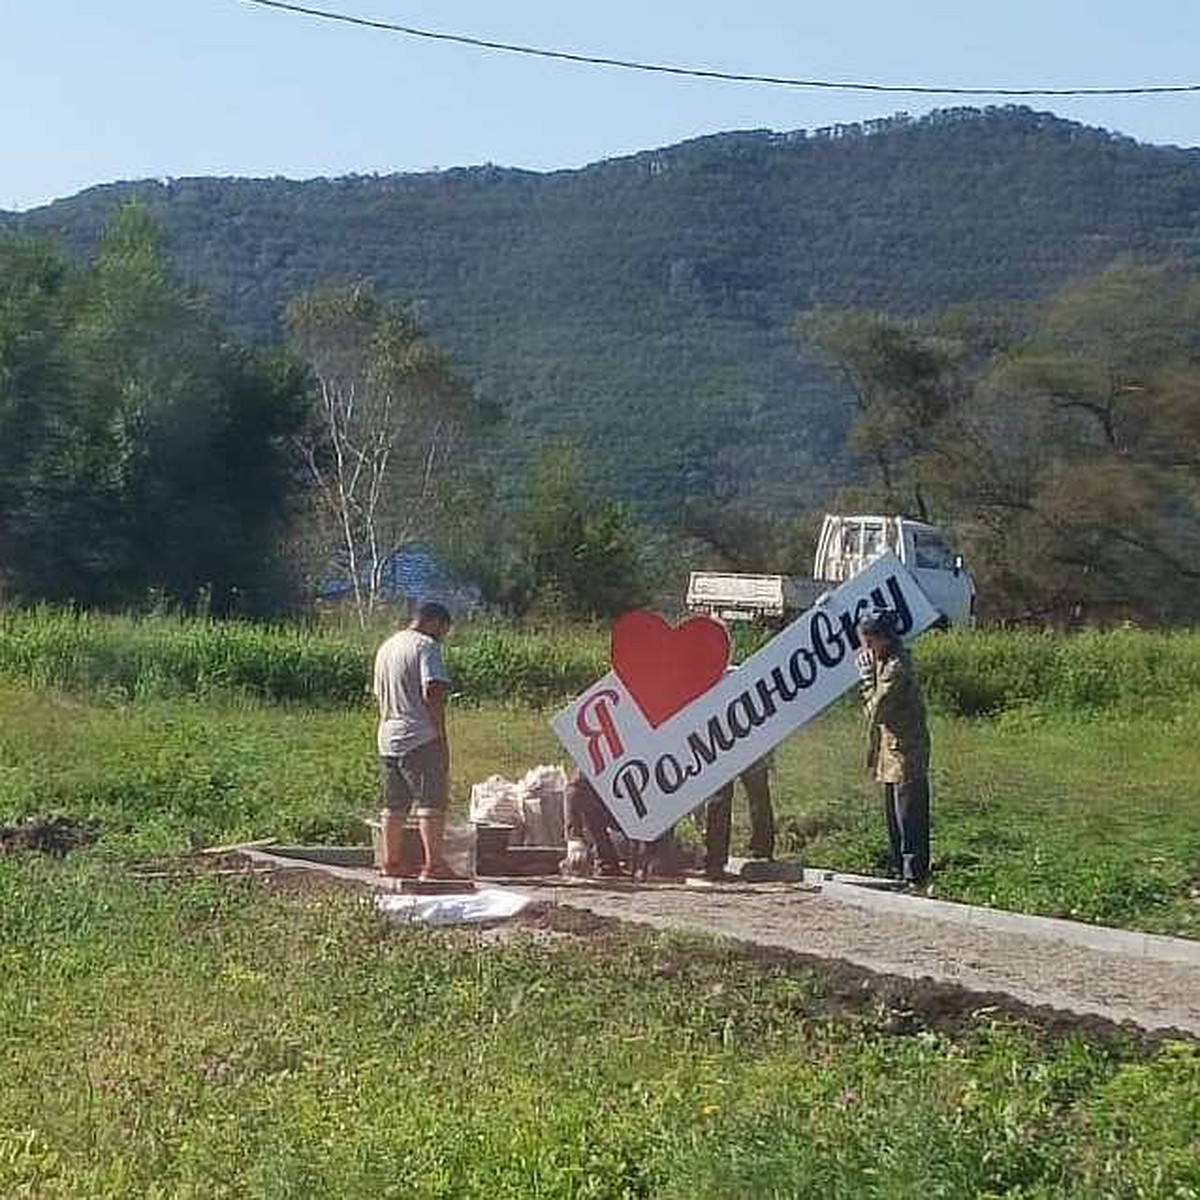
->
xmin=814 ymin=515 xmax=975 ymax=628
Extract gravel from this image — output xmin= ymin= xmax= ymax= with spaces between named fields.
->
xmin=521 ymin=880 xmax=1200 ymax=1036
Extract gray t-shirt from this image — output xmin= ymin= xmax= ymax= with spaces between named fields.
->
xmin=373 ymin=629 xmax=450 ymax=757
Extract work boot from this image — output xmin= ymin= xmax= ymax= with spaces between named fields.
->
xmin=698 ymin=864 xmax=738 ymax=883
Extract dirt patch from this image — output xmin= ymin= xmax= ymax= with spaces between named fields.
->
xmin=259 ymin=863 xmax=372 ymax=898
xmin=129 ymin=851 xmax=367 ymax=898
xmin=524 ymin=902 xmax=1172 ymax=1051
xmin=0 ymin=816 xmax=98 ymax=857
xmin=521 ymin=902 xmax=616 ymax=940
xmin=517 ymin=882 xmax=1200 ymax=1039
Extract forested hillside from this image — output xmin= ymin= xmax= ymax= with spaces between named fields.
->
xmin=10 ymin=106 xmax=1200 ymax=516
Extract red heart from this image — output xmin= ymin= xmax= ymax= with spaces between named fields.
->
xmin=610 ymin=610 xmax=731 ymax=728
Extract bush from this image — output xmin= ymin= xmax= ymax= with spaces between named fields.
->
xmin=0 ymin=609 xmax=368 ymax=704
xmin=916 ymin=629 xmax=1200 ymax=716
xmin=1 ymin=609 xmax=1198 ymax=714
xmin=0 ymin=610 xmax=607 ymax=707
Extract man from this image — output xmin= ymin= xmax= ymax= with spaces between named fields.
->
xmin=701 ymin=662 xmax=777 ymax=882
xmin=702 ymin=753 xmax=776 ymax=882
xmin=373 ymin=601 xmax=463 ymax=882
xmin=856 ymin=609 xmax=931 ymax=888
xmin=561 ymin=771 xmax=689 ymax=881
xmin=561 ymin=771 xmax=624 ymax=878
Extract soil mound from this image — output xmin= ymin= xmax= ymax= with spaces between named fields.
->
xmin=0 ymin=816 xmax=98 ymax=857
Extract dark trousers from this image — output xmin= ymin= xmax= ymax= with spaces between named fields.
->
xmin=564 ymin=775 xmax=622 ymax=869
xmin=704 ymin=760 xmax=775 ymax=873
xmin=883 ymin=778 xmax=930 ymax=884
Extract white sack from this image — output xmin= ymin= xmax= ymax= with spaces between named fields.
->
xmin=517 ymin=765 xmax=567 ymax=847
xmin=469 ymin=775 xmax=522 ymax=830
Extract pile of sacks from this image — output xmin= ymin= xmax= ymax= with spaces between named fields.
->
xmin=468 ymin=765 xmax=568 ymax=847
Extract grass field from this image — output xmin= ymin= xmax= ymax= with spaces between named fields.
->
xmin=2 ymin=619 xmax=1199 ymax=1197
xmin=2 ymin=680 xmax=1196 ymax=936
xmin=2 ymin=858 xmax=1198 ymax=1199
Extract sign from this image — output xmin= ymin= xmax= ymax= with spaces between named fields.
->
xmin=550 ymin=553 xmax=940 ymax=841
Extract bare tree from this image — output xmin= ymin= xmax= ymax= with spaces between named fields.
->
xmin=286 ymin=285 xmax=480 ymax=623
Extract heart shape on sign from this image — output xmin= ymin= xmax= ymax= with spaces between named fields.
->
xmin=610 ymin=610 xmax=731 ymax=729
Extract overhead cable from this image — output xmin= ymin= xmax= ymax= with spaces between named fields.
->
xmin=239 ymin=0 xmax=1200 ymax=97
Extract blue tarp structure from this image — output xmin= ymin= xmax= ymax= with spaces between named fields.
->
xmin=318 ymin=546 xmax=456 ymax=606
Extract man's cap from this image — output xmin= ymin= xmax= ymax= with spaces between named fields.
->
xmin=856 ymin=607 xmax=897 ymax=637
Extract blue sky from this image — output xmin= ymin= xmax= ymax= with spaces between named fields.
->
xmin=4 ymin=0 xmax=1199 ymax=210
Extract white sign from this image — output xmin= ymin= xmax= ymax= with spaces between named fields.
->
xmin=550 ymin=553 xmax=939 ymax=841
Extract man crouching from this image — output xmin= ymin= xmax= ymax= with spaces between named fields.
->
xmin=561 ymin=771 xmax=625 ymax=878
xmin=560 ymin=771 xmax=690 ymax=881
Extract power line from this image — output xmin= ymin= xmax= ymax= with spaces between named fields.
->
xmin=239 ymin=0 xmax=1200 ymax=98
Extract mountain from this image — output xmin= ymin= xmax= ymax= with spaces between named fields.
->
xmin=9 ymin=106 xmax=1200 ymax=518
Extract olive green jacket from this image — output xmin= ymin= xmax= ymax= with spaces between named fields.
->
xmin=862 ymin=646 xmax=930 ymax=784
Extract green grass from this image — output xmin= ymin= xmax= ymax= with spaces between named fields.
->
xmin=0 ymin=609 xmax=608 ymax=707
xmin=917 ymin=628 xmax=1200 ymax=718
xmin=1 ymin=682 xmax=1197 ymax=936
xmin=0 ymin=685 xmax=561 ymax=856
xmin=1 ymin=858 xmax=1197 ymax=1199
xmin=2 ymin=639 xmax=1200 ymax=1197
xmin=772 ymin=702 xmax=1200 ymax=937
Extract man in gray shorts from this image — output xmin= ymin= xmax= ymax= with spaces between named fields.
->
xmin=373 ymin=601 xmax=462 ymax=881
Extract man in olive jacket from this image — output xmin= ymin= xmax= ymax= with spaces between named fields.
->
xmin=856 ymin=610 xmax=931 ymax=887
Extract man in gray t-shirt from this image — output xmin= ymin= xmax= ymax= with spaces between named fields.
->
xmin=372 ymin=601 xmax=463 ymax=881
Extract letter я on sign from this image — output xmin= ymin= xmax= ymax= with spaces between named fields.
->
xmin=550 ymin=552 xmax=940 ymax=842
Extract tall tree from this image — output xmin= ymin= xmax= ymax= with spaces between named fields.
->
xmin=285 ymin=284 xmax=492 ymax=622
xmin=796 ymin=309 xmax=965 ymax=520
xmin=682 ymin=499 xmax=816 ymax=576
xmin=0 ymin=238 xmax=78 ymax=600
xmin=0 ymin=208 xmax=307 ymax=611
xmin=517 ymin=442 xmax=647 ymax=618
xmin=74 ymin=207 xmax=307 ymax=612
xmin=937 ymin=265 xmax=1200 ymax=623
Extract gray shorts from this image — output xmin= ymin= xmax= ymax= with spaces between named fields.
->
xmin=379 ymin=740 xmax=449 ymax=815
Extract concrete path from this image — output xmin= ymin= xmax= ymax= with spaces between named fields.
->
xmin=515 ymin=876 xmax=1200 ymax=1036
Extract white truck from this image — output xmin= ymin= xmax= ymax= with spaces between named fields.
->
xmin=686 ymin=514 xmax=976 ymax=628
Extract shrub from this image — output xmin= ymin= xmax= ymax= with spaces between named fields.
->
xmin=1 ymin=609 xmax=1198 ymax=714
xmin=0 ymin=610 xmax=606 ymax=707
xmin=916 ymin=629 xmax=1200 ymax=716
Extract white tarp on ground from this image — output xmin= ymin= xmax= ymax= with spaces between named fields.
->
xmin=376 ymin=888 xmax=531 ymax=926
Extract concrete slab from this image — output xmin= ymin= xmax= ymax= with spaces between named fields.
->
xmin=803 ymin=867 xmax=905 ymax=891
xmin=267 ymin=845 xmax=374 ymax=868
xmin=243 ymin=845 xmax=1200 ymax=968
xmin=811 ymin=874 xmax=1200 ymax=968
xmin=729 ymin=857 xmax=805 ymax=883
xmin=512 ymin=881 xmax=1200 ymax=1036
